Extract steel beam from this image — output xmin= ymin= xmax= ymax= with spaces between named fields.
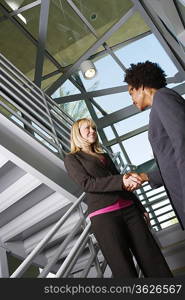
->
xmin=105 ymin=125 xmax=149 ymax=147
xmin=54 ymin=85 xmax=129 ymax=104
xmin=34 ymin=0 xmax=50 ymax=87
xmin=96 ymin=105 xmax=141 ymax=129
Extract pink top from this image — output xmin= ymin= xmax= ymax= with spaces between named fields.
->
xmin=88 ymin=198 xmax=133 ymax=218
xmin=88 ymin=154 xmax=133 ymax=219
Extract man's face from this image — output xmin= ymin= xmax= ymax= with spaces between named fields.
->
xmin=128 ymin=85 xmax=147 ymax=111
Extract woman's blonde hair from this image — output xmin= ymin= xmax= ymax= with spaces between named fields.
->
xmin=70 ymin=118 xmax=103 ymax=154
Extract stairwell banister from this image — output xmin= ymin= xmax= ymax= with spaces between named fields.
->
xmin=10 ymin=192 xmax=86 ymax=278
xmin=55 ymin=222 xmax=91 ymax=278
xmin=38 ymin=217 xmax=85 ymax=278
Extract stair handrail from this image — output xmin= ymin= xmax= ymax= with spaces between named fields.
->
xmin=10 ymin=192 xmax=86 ymax=278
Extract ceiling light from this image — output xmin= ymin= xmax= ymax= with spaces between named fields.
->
xmin=80 ymin=60 xmax=97 ymax=80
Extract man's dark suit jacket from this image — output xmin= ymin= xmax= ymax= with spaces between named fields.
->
xmin=64 ymin=151 xmax=146 ymax=215
xmin=148 ymin=87 xmax=185 ymax=229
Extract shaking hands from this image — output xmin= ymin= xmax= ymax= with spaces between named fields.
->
xmin=122 ymin=172 xmax=149 ymax=192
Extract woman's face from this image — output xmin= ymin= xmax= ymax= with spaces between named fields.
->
xmin=79 ymin=122 xmax=97 ymax=145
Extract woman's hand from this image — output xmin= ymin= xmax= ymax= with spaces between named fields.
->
xmin=143 ymin=211 xmax=150 ymax=225
xmin=123 ymin=173 xmax=142 ymax=191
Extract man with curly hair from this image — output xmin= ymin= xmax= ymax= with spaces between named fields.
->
xmin=124 ymin=60 xmax=185 ymax=230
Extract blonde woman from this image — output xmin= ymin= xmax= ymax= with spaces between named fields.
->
xmin=64 ymin=118 xmax=172 ymax=278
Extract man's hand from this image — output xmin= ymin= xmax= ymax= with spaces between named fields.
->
xmin=123 ymin=173 xmax=142 ymax=191
xmin=126 ymin=172 xmax=149 ymax=183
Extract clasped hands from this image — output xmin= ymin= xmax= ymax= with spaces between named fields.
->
xmin=123 ymin=172 xmax=149 ymax=192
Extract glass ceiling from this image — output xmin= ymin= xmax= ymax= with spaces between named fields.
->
xmin=0 ymin=0 xmax=150 ymax=84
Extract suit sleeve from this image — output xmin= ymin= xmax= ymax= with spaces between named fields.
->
xmin=153 ymin=90 xmax=185 ymax=192
xmin=148 ymin=168 xmax=163 ymax=188
xmin=64 ymin=154 xmax=123 ymax=193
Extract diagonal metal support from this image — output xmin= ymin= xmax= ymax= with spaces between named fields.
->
xmin=34 ymin=0 xmax=50 ymax=87
xmin=46 ymin=6 xmax=136 ymax=96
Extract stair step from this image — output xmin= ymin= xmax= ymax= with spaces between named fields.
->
xmin=0 ymin=192 xmax=72 ymax=242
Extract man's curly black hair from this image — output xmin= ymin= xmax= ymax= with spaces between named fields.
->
xmin=124 ymin=61 xmax=167 ymax=89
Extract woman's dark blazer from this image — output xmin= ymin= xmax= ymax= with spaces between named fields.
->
xmin=64 ymin=151 xmax=146 ymax=215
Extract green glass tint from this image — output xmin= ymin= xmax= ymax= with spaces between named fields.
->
xmin=13 ymin=2 xmax=40 ymax=40
xmin=0 ymin=19 xmax=36 ymax=81
xmin=41 ymin=72 xmax=62 ymax=91
xmin=46 ymin=0 xmax=97 ymax=66
xmin=58 ymin=100 xmax=90 ymax=121
xmin=0 ymin=0 xmax=36 ymax=11
xmin=106 ymin=12 xmax=149 ymax=48
xmin=73 ymin=0 xmax=133 ymax=38
xmin=52 ymin=79 xmax=81 ymax=100
xmin=42 ymin=57 xmax=59 ymax=77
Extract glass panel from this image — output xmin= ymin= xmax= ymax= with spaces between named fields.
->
xmin=73 ymin=0 xmax=133 ymax=37
xmin=0 ymin=0 xmax=35 ymax=11
xmin=0 ymin=1 xmax=39 ymax=33
xmin=92 ymin=104 xmax=104 ymax=118
xmin=0 ymin=19 xmax=37 ymax=81
xmin=46 ymin=0 xmax=97 ymax=66
xmin=115 ymin=34 xmax=178 ymax=77
xmin=103 ymin=126 xmax=115 ymax=140
xmin=14 ymin=3 xmax=40 ymax=39
xmin=114 ymin=110 xmax=150 ymax=136
xmin=58 ymin=100 xmax=90 ymax=121
xmin=41 ymin=73 xmax=62 ymax=91
xmin=106 ymin=12 xmax=149 ymax=48
xmin=122 ymin=132 xmax=154 ymax=166
xmin=93 ymin=92 xmax=132 ymax=114
xmin=52 ymin=79 xmax=81 ymax=99
xmin=42 ymin=57 xmax=58 ymax=77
